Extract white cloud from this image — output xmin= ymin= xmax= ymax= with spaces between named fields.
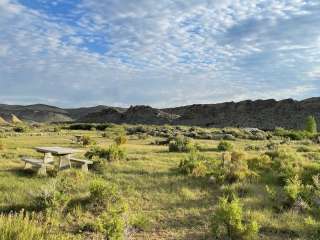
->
xmin=0 ymin=0 xmax=319 ymax=107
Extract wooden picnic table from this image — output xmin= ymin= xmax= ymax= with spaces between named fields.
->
xmin=35 ymin=147 xmax=80 ymax=169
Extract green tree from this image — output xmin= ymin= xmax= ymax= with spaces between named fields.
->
xmin=305 ymin=116 xmax=317 ymax=134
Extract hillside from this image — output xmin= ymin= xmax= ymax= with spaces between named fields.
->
xmin=0 ymin=97 xmax=319 ymax=129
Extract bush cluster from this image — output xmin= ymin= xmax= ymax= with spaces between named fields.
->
xmin=274 ymin=127 xmax=315 ymax=140
xmin=169 ymin=136 xmax=199 ymax=152
xmin=85 ymin=145 xmax=126 ymax=163
xmin=179 ymin=150 xmax=213 ymax=177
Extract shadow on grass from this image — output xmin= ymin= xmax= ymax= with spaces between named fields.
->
xmin=0 ymin=203 xmax=38 ymax=214
xmin=0 ymin=167 xmax=37 ymax=178
xmin=260 ymin=226 xmax=300 ymax=239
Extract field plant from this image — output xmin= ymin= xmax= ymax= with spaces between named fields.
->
xmin=306 ymin=116 xmax=317 ymax=134
xmin=169 ymin=136 xmax=198 ymax=152
xmin=216 ymin=151 xmax=253 ymax=183
xmin=178 ymin=150 xmax=213 ymax=177
xmin=88 ymin=179 xmax=127 ymax=240
xmin=114 ymin=135 xmax=128 ymax=145
xmin=85 ymin=145 xmax=126 ymax=162
xmin=267 ymin=149 xmax=303 ymax=183
xmin=211 ymin=197 xmax=259 ymax=240
xmin=81 ymin=135 xmax=96 ymax=146
xmin=217 ymin=141 xmax=233 ymax=151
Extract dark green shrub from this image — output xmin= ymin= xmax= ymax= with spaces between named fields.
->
xmin=13 ymin=125 xmax=28 ymax=133
xmin=217 ymin=141 xmax=233 ymax=151
xmin=96 ymin=123 xmax=114 ymax=131
xmin=69 ymin=124 xmax=94 ymax=131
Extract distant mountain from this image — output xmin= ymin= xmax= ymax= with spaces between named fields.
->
xmin=0 ymin=97 xmax=319 ymax=130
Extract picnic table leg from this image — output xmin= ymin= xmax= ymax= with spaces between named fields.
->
xmin=59 ymin=154 xmax=71 ymax=169
xmin=44 ymin=152 xmax=54 ymax=164
xmin=37 ymin=164 xmax=47 ymax=176
xmin=81 ymin=163 xmax=89 ymax=172
xmin=24 ymin=162 xmax=32 ymax=169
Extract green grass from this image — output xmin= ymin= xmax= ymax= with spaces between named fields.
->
xmin=0 ymin=125 xmax=319 ymax=239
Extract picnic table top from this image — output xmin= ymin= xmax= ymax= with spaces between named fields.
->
xmin=35 ymin=147 xmax=80 ymax=155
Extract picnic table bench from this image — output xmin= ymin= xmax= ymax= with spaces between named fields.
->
xmin=21 ymin=146 xmax=92 ymax=175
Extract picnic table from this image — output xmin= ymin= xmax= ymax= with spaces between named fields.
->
xmin=35 ymin=147 xmax=80 ymax=169
xmin=21 ymin=146 xmax=93 ymax=175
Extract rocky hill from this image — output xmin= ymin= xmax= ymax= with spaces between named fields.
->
xmin=0 ymin=98 xmax=319 ymax=130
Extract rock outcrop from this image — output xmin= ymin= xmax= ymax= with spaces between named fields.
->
xmin=0 ymin=98 xmax=319 ymax=130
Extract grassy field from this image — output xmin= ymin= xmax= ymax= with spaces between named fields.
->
xmin=0 ymin=124 xmax=320 ymax=239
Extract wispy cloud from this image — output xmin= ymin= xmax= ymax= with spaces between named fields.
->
xmin=0 ymin=0 xmax=320 ymax=107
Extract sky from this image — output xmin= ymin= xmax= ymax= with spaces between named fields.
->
xmin=0 ymin=0 xmax=320 ymax=107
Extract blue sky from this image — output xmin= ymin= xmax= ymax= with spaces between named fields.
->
xmin=0 ymin=0 xmax=320 ymax=107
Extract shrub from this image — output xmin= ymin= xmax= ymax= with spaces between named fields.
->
xmin=105 ymin=145 xmax=126 ymax=162
xmin=217 ymin=141 xmax=233 ymax=151
xmin=89 ymin=179 xmax=121 ymax=205
xmin=306 ymin=116 xmax=317 ymax=134
xmin=0 ymin=141 xmax=4 ymax=150
xmin=30 ymin=185 xmax=57 ymax=211
xmin=274 ymin=127 xmax=314 ymax=140
xmin=69 ymin=124 xmax=94 ymax=131
xmin=267 ymin=149 xmax=303 ymax=183
xmin=179 ymin=150 xmax=211 ymax=177
xmin=217 ymin=151 xmax=252 ymax=183
xmin=13 ymin=125 xmax=28 ymax=133
xmin=96 ymin=124 xmax=114 ymax=131
xmin=114 ymin=135 xmax=128 ymax=145
xmin=247 ymin=154 xmax=272 ymax=171
xmin=211 ymin=197 xmax=259 ymax=240
xmin=96 ymin=210 xmax=125 ymax=240
xmin=284 ymin=175 xmax=303 ymax=205
xmin=169 ymin=136 xmax=198 ymax=152
xmin=89 ymin=179 xmax=127 ymax=240
xmin=81 ymin=136 xmax=95 ymax=146
xmin=85 ymin=145 xmax=126 ymax=162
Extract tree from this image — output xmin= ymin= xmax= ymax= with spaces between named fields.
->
xmin=305 ymin=116 xmax=317 ymax=134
